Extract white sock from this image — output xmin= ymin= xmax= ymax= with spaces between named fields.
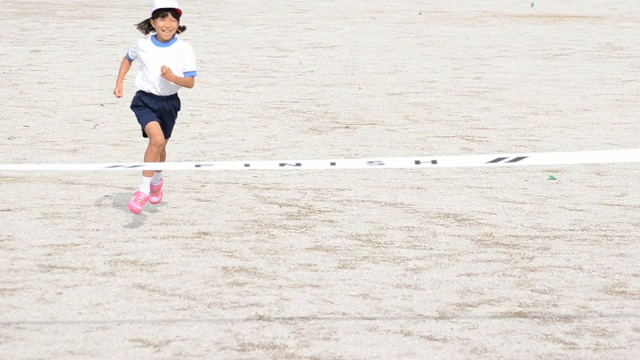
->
xmin=151 ymin=171 xmax=163 ymax=185
xmin=138 ymin=176 xmax=152 ymax=195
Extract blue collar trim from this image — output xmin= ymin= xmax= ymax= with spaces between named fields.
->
xmin=151 ymin=35 xmax=178 ymax=47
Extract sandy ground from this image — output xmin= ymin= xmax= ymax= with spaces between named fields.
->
xmin=1 ymin=0 xmax=639 ymax=359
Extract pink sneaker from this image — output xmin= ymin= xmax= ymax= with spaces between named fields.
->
xmin=149 ymin=180 xmax=164 ymax=204
xmin=127 ymin=191 xmax=149 ymax=214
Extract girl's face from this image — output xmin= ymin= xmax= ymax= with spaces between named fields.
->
xmin=150 ymin=13 xmax=179 ymax=42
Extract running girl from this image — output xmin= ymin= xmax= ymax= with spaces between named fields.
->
xmin=113 ymin=0 xmax=197 ymax=214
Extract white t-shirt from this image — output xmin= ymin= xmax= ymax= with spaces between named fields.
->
xmin=126 ymin=34 xmax=197 ymax=96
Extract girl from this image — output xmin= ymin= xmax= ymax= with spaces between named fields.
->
xmin=113 ymin=0 xmax=197 ymax=214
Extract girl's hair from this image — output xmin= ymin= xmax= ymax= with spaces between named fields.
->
xmin=136 ymin=8 xmax=187 ymax=35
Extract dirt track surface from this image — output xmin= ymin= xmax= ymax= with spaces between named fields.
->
xmin=1 ymin=0 xmax=639 ymax=359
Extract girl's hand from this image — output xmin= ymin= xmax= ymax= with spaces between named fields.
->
xmin=160 ymin=66 xmax=175 ymax=81
xmin=114 ymin=83 xmax=124 ymax=98
xmin=160 ymin=65 xmax=195 ymax=89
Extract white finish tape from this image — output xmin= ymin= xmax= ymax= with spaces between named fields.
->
xmin=0 ymin=149 xmax=638 ymax=171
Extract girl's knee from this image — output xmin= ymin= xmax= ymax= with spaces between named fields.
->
xmin=148 ymin=136 xmax=166 ymax=149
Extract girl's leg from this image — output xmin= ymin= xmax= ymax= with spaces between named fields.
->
xmin=158 ymin=139 xmax=168 ymax=162
xmin=142 ymin=122 xmax=167 ymax=178
xmin=148 ymin=137 xmax=168 ymax=204
xmin=145 ymin=122 xmax=168 ymax=205
xmin=127 ymin=121 xmax=167 ymax=214
xmin=151 ymin=138 xmax=168 ymax=184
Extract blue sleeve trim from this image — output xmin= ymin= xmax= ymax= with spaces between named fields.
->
xmin=125 ymin=53 xmax=133 ymax=62
xmin=183 ymin=71 xmax=197 ymax=77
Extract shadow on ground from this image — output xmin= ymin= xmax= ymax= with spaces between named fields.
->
xmin=94 ymin=192 xmax=164 ymax=229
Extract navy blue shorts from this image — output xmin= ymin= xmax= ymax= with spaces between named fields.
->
xmin=130 ymin=91 xmax=181 ymax=139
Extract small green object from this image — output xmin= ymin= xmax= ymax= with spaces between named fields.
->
xmin=547 ymin=175 xmax=557 ymax=181
xmin=531 ymin=2 xmax=534 ymax=7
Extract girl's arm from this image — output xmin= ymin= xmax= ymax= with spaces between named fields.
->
xmin=114 ymin=57 xmax=133 ymax=98
xmin=161 ymin=65 xmax=196 ymax=89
